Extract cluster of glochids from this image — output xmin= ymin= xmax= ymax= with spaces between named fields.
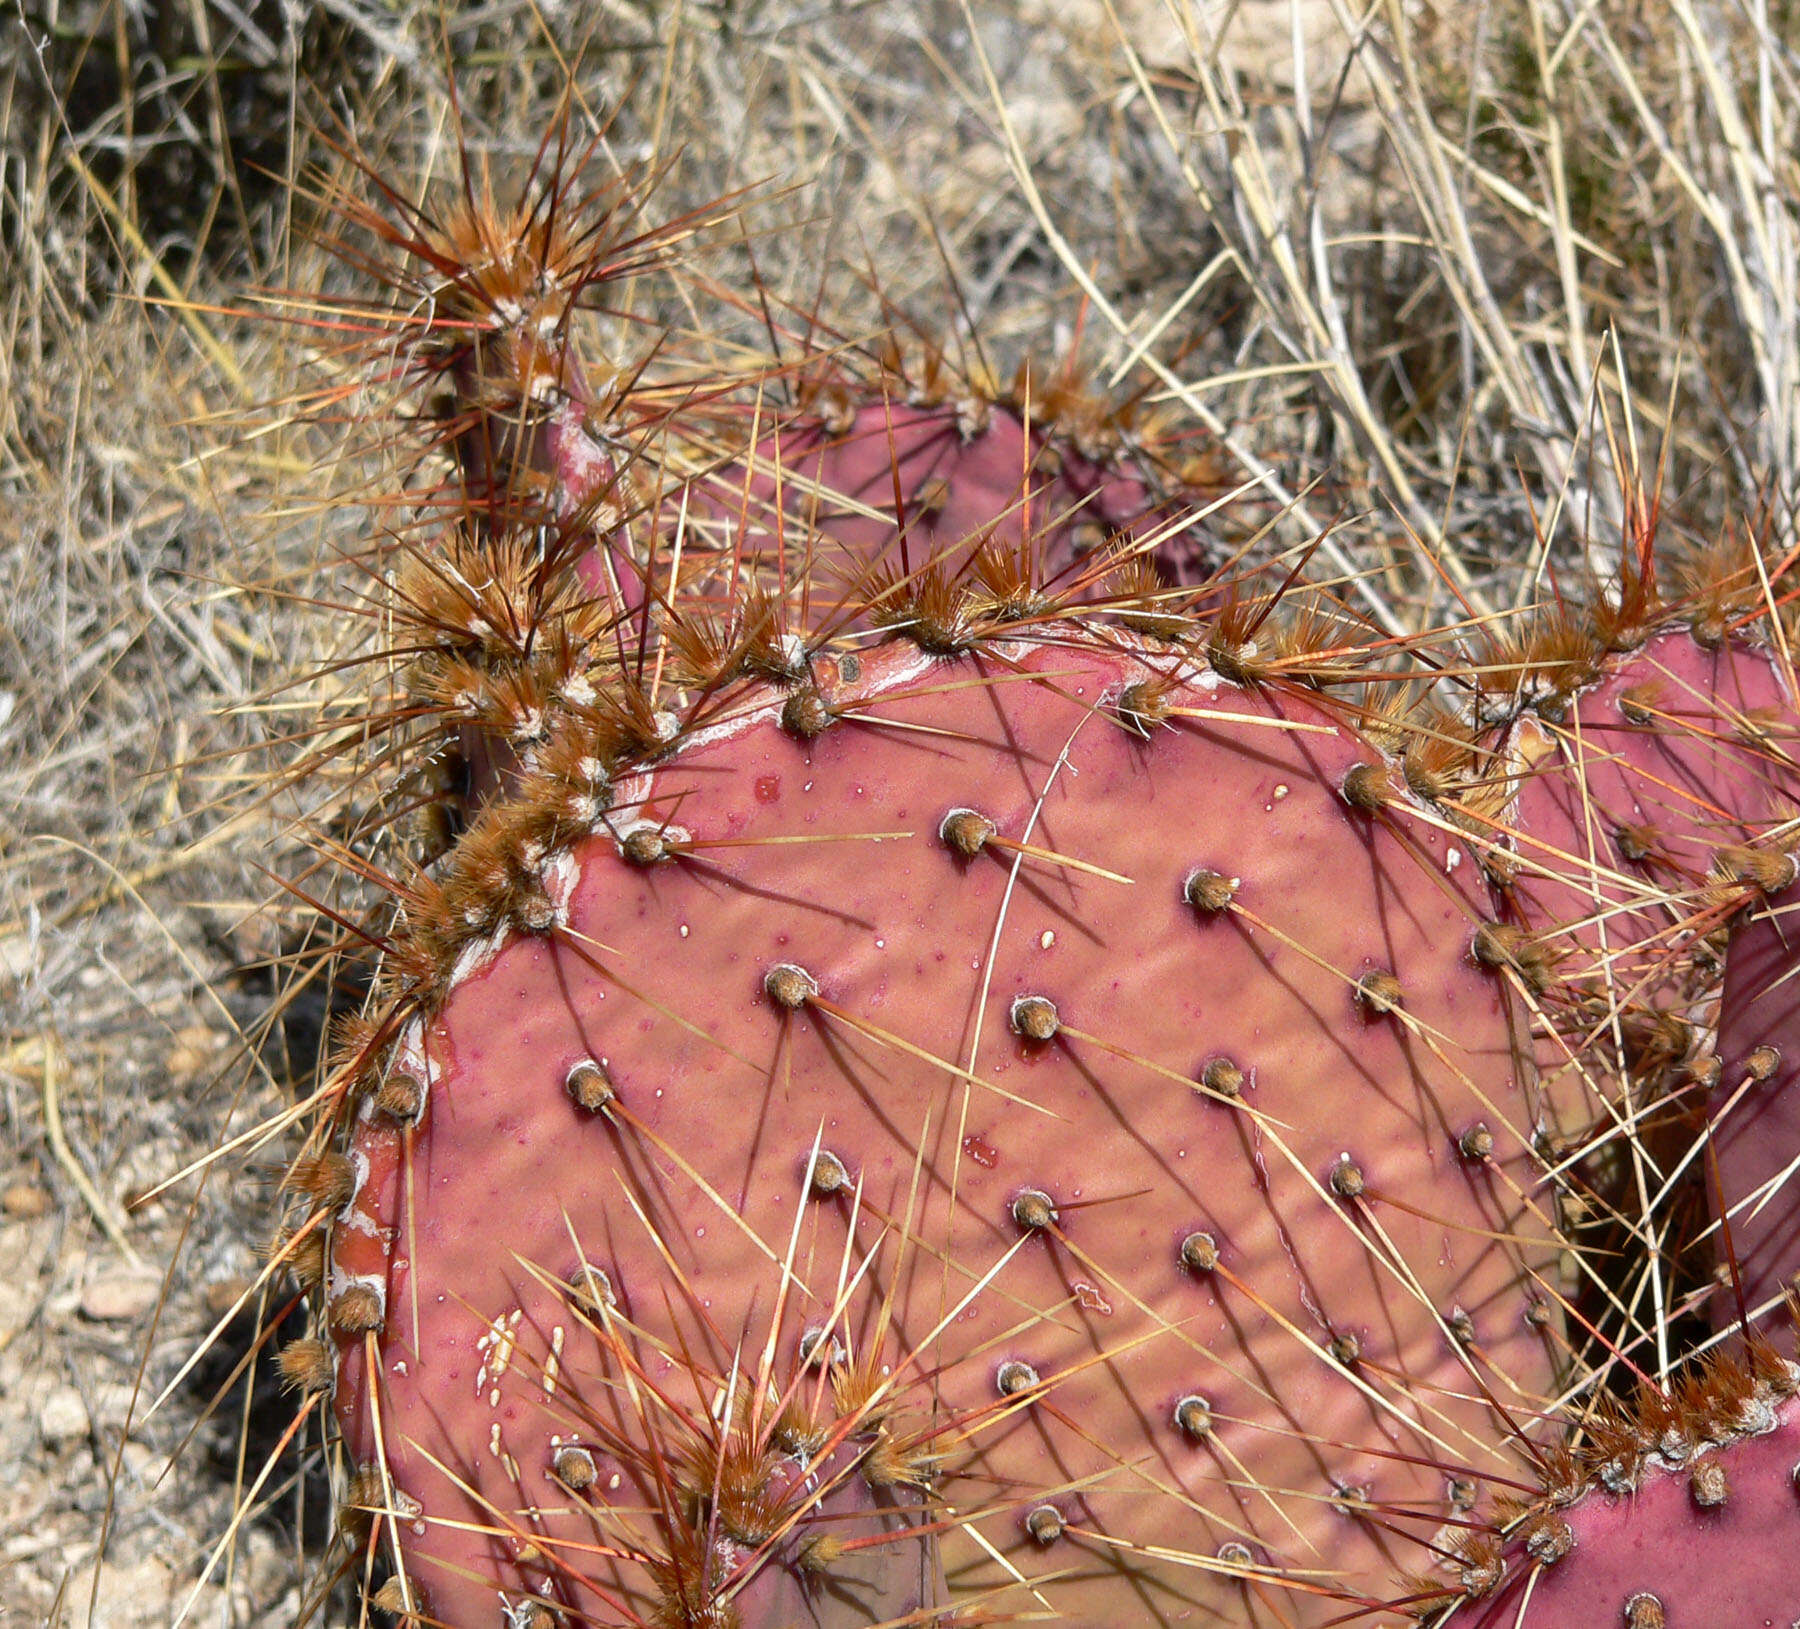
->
xmin=256 ymin=122 xmax=1800 ymax=1628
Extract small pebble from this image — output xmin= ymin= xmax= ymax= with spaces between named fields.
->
xmin=0 ymin=931 xmax=32 ymax=984
xmin=204 ymin=1276 xmax=252 ymax=1319
xmin=165 ymin=1026 xmax=226 ymax=1081
xmin=80 ymin=1270 xmax=161 ymax=1324
xmin=39 ymin=1383 xmax=88 ymax=1447
xmin=3 ymin=1182 xmax=49 ymax=1219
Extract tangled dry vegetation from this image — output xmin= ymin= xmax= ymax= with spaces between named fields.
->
xmin=2 ymin=0 xmax=1797 ymax=1624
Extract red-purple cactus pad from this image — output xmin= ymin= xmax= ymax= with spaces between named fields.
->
xmin=1428 ymin=1344 xmax=1800 ymax=1625
xmin=325 ymin=628 xmax=1569 ymax=1627
xmin=252 ymin=111 xmax=1800 ymax=1629
xmin=1477 ymin=624 xmax=1798 ymax=1337
xmin=682 ymin=376 xmax=1225 ymax=602
xmin=1498 ymin=627 xmax=1795 ymax=1003
xmin=322 ymin=141 xmax=1231 ymax=611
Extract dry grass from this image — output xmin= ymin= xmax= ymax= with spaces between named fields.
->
xmin=2 ymin=0 xmax=1797 ymax=1622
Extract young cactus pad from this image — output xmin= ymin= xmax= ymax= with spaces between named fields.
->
xmin=682 ymin=352 xmax=1227 ymax=600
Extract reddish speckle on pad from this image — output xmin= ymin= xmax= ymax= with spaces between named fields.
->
xmin=962 ymin=1131 xmax=1000 ymax=1169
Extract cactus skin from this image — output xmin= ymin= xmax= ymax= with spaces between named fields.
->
xmin=1497 ymin=623 xmax=1795 ymax=985
xmin=1428 ymin=1345 xmax=1800 ymax=1625
xmin=279 ymin=142 xmax=1800 ymax=1629
xmin=1710 ymin=896 xmax=1800 ymax=1334
xmin=325 ymin=627 xmax=1568 ymax=1627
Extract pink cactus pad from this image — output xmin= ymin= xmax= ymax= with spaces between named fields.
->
xmin=680 ymin=391 xmax=1221 ymax=599
xmin=327 ymin=628 xmax=1568 ymax=1627
xmin=1489 ymin=628 xmax=1798 ymax=1336
xmin=279 ymin=139 xmax=1800 ymax=1629
xmin=1500 ymin=628 xmax=1793 ymax=999
xmin=1710 ymin=891 xmax=1800 ymax=1336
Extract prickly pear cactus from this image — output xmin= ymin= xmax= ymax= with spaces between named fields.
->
xmin=1711 ymin=884 xmax=1800 ymax=1337
xmin=688 ymin=345 xmax=1231 ymax=594
xmin=262 ymin=133 xmax=1800 ymax=1629
xmin=1426 ymin=553 xmax=1800 ymax=1351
